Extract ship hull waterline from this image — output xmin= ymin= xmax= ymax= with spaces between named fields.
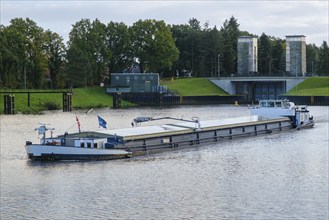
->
xmin=25 ymin=145 xmax=132 ymax=161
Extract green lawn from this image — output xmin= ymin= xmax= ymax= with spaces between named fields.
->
xmin=286 ymin=77 xmax=329 ymax=96
xmin=161 ymin=78 xmax=228 ymax=96
xmin=73 ymin=87 xmax=114 ymax=109
xmin=0 ymin=90 xmax=63 ymax=114
xmin=0 ymin=87 xmax=133 ymax=114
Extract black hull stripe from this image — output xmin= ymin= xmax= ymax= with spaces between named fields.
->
xmin=29 ymin=154 xmax=129 ymax=161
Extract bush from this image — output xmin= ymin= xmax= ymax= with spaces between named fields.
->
xmin=43 ymin=102 xmax=60 ymax=110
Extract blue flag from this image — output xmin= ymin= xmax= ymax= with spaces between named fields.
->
xmin=98 ymin=115 xmax=107 ymax=129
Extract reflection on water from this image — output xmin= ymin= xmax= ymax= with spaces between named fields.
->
xmin=0 ymin=105 xmax=328 ymax=219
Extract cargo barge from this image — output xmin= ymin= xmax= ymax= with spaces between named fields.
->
xmin=25 ymin=100 xmax=314 ymax=160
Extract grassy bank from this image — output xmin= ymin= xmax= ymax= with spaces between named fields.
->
xmin=161 ymin=78 xmax=228 ymax=96
xmin=0 ymin=87 xmax=133 ymax=114
xmin=286 ymin=77 xmax=329 ymax=96
xmin=2 ymin=77 xmax=326 ymax=114
xmin=73 ymin=87 xmax=114 ymax=109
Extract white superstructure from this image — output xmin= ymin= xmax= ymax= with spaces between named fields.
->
xmin=251 ymin=99 xmax=314 ymax=129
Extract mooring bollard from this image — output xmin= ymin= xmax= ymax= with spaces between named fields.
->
xmin=113 ymin=93 xmax=122 ymax=109
xmin=4 ymin=95 xmax=15 ymax=114
xmin=63 ymin=93 xmax=72 ymax=112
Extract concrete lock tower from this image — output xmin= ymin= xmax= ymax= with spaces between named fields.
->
xmin=286 ymin=35 xmax=306 ymax=77
xmin=237 ymin=36 xmax=258 ymax=76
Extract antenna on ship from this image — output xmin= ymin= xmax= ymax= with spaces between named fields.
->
xmin=35 ymin=123 xmax=55 ymax=145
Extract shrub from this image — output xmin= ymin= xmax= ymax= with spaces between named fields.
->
xmin=43 ymin=102 xmax=60 ymax=110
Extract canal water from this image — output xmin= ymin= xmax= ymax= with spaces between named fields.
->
xmin=0 ymin=105 xmax=328 ymax=219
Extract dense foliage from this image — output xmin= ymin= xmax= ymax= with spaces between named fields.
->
xmin=0 ymin=16 xmax=328 ymax=89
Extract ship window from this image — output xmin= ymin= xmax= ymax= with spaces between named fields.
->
xmin=260 ymin=101 xmax=267 ymax=107
xmin=275 ymin=102 xmax=282 ymax=107
xmin=80 ymin=142 xmax=85 ymax=148
xmin=94 ymin=143 xmax=98 ymax=148
xmin=268 ymin=101 xmax=274 ymax=107
xmin=87 ymin=142 xmax=91 ymax=148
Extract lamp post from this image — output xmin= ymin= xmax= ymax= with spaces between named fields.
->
xmin=24 ymin=62 xmax=26 ymax=90
xmin=217 ymin=54 xmax=220 ymax=79
xmin=295 ymin=53 xmax=298 ymax=94
xmin=269 ymin=58 xmax=277 ymax=77
xmin=295 ymin=53 xmax=298 ymax=78
xmin=24 ymin=45 xmax=28 ymax=90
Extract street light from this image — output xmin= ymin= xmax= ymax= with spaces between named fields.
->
xmin=295 ymin=53 xmax=298 ymax=94
xmin=295 ymin=52 xmax=300 ymax=78
xmin=269 ymin=58 xmax=277 ymax=77
xmin=24 ymin=62 xmax=26 ymax=90
xmin=217 ymin=54 xmax=220 ymax=78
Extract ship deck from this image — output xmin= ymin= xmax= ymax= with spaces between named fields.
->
xmin=92 ymin=115 xmax=290 ymax=140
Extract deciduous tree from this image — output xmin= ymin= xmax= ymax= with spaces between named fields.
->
xmin=66 ymin=19 xmax=109 ymax=86
xmin=130 ymin=19 xmax=179 ymax=73
xmin=0 ymin=18 xmax=47 ymax=88
xmin=44 ymin=30 xmax=66 ymax=88
xmin=106 ymin=21 xmax=132 ymax=74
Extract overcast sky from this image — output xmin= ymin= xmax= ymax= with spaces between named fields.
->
xmin=1 ymin=0 xmax=328 ymax=46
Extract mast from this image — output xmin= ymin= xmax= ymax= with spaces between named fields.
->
xmin=35 ymin=124 xmax=54 ymax=145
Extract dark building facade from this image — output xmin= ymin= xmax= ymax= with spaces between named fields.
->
xmin=237 ymin=36 xmax=258 ymax=76
xmin=286 ymin=35 xmax=306 ymax=77
xmin=107 ymin=73 xmax=165 ymax=93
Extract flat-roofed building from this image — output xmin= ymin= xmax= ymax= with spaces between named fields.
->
xmin=107 ymin=73 xmax=167 ymax=93
xmin=237 ymin=36 xmax=258 ymax=76
xmin=286 ymin=35 xmax=306 ymax=77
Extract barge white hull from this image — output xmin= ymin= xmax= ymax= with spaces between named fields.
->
xmin=25 ymin=144 xmax=131 ymax=160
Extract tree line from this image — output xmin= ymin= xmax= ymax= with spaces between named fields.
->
xmin=0 ymin=16 xmax=328 ymax=89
